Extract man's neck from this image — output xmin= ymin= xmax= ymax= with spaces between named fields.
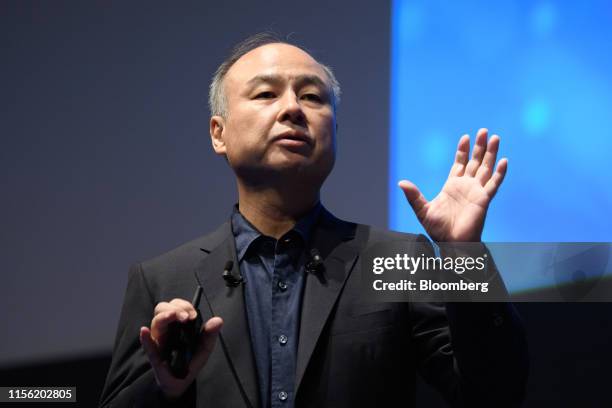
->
xmin=236 ymin=182 xmax=319 ymax=239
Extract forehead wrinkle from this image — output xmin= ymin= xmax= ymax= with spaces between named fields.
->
xmin=245 ymin=73 xmax=284 ymax=87
xmin=245 ymin=73 xmax=329 ymax=91
xmin=293 ymin=74 xmax=328 ymax=90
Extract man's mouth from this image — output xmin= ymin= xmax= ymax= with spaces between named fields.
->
xmin=272 ymin=130 xmax=312 ymax=146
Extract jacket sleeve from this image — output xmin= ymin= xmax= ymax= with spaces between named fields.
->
xmin=98 ymin=263 xmax=196 ymax=408
xmin=410 ymin=236 xmax=529 ymax=408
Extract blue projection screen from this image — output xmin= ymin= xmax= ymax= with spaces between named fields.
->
xmin=390 ymin=0 xmax=612 ymax=241
xmin=389 ymin=1 xmax=612 ymax=291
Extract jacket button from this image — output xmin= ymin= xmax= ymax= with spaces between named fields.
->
xmin=278 ymin=391 xmax=288 ymax=401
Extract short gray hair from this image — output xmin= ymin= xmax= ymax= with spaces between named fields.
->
xmin=208 ymin=32 xmax=341 ymax=117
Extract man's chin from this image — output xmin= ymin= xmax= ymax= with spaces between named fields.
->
xmin=267 ymin=160 xmax=313 ymax=176
xmin=264 ymin=152 xmax=314 ymax=171
xmin=236 ymin=162 xmax=319 ymax=185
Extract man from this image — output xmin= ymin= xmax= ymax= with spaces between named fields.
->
xmin=99 ymin=33 xmax=528 ymax=407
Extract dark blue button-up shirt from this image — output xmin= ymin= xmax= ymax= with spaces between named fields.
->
xmin=231 ymin=203 xmax=322 ymax=408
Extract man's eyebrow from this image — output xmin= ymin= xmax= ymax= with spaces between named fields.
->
xmin=245 ymin=73 xmax=329 ymax=91
xmin=293 ymin=74 xmax=328 ymax=91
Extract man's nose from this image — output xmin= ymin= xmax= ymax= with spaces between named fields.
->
xmin=277 ymin=90 xmax=306 ymax=125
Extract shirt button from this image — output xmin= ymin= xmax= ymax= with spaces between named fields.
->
xmin=278 ymin=334 xmax=288 ymax=345
xmin=492 ymin=313 xmax=504 ymax=327
xmin=278 ymin=391 xmax=288 ymax=401
xmin=278 ymin=281 xmax=288 ymax=291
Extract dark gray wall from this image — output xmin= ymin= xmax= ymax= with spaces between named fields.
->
xmin=0 ymin=1 xmax=390 ymax=365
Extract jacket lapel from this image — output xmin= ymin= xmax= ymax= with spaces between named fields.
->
xmin=295 ymin=209 xmax=364 ymax=394
xmin=195 ymin=222 xmax=260 ymax=408
xmin=193 ymin=209 xmax=367 ymax=405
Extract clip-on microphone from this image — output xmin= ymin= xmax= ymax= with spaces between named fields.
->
xmin=222 ymin=260 xmax=244 ymax=287
xmin=163 ymin=286 xmax=204 ymax=379
xmin=306 ymin=248 xmax=323 ymax=274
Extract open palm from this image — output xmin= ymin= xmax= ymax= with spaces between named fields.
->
xmin=399 ymin=128 xmax=507 ymax=242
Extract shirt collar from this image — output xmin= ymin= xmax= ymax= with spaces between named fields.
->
xmin=230 ymin=202 xmax=322 ymax=262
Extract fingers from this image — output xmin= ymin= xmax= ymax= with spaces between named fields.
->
xmin=151 ymin=310 xmax=187 ymax=343
xmin=465 ymin=128 xmax=488 ymax=176
xmin=398 ymin=180 xmax=428 ymax=219
xmin=151 ymin=299 xmax=198 ymax=344
xmin=141 ymin=317 xmax=223 ymax=381
xmin=140 ymin=326 xmax=165 ymax=370
xmin=448 ymin=134 xmax=470 ymax=177
xmin=484 ymin=158 xmax=508 ymax=198
xmin=455 ymin=129 xmax=504 ymax=188
xmin=154 ymin=299 xmax=197 ymax=319
xmin=475 ymin=134 xmax=500 ymax=185
xmin=140 ymin=307 xmax=223 ymax=400
xmin=190 ymin=317 xmax=224 ymax=370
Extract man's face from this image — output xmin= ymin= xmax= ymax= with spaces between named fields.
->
xmin=210 ymin=43 xmax=336 ymax=187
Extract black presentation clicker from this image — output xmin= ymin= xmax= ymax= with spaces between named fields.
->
xmin=163 ymin=286 xmax=204 ymax=379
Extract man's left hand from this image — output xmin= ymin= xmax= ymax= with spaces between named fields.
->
xmin=399 ymin=128 xmax=507 ymax=242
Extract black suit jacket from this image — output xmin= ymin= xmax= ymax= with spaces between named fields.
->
xmin=99 ymin=208 xmax=528 ymax=407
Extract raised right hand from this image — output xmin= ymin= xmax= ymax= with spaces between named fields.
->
xmin=139 ymin=298 xmax=223 ymax=400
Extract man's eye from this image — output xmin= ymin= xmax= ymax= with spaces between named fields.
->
xmin=302 ymin=93 xmax=322 ymax=102
xmin=255 ymin=91 xmax=275 ymax=99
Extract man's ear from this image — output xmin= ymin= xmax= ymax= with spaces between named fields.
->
xmin=210 ymin=116 xmax=227 ymax=155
